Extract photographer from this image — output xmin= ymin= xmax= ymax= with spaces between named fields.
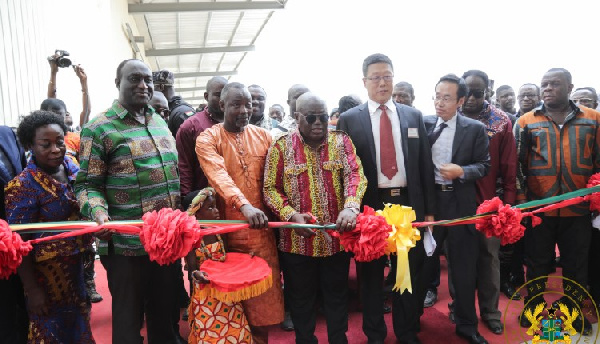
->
xmin=153 ymin=70 xmax=196 ymax=137
xmin=44 ymin=50 xmax=102 ymax=305
xmin=47 ymin=50 xmax=91 ymax=129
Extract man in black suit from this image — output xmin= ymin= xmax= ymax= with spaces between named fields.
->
xmin=423 ymin=74 xmax=490 ymax=344
xmin=337 ymin=53 xmax=436 ymax=344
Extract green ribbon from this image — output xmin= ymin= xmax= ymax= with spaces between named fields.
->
xmin=14 ymin=185 xmax=600 ymax=234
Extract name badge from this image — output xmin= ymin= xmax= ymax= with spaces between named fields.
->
xmin=407 ymin=128 xmax=419 ymax=138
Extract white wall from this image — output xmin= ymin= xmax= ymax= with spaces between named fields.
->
xmin=0 ymin=0 xmax=147 ymax=128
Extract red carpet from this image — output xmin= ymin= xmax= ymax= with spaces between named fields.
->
xmin=89 ymin=256 xmax=595 ymax=343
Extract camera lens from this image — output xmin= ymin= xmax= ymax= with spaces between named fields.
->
xmin=57 ymin=57 xmax=72 ymax=68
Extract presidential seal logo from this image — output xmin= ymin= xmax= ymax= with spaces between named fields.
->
xmin=503 ymin=275 xmax=599 ymax=343
xmin=523 ymin=301 xmax=578 ymax=343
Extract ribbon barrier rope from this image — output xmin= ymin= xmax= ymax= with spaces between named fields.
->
xmin=3 ymin=176 xmax=600 ymax=294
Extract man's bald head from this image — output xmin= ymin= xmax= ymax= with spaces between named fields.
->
xmin=205 ymin=76 xmax=228 ymax=119
xmin=295 ymin=92 xmax=328 ymax=146
xmin=287 ymin=84 xmax=310 ymax=115
xmin=206 ymin=76 xmax=228 ymax=92
xmin=296 ymin=92 xmax=326 ymax=114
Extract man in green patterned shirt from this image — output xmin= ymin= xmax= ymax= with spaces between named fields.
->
xmin=75 ymin=59 xmax=181 ymax=344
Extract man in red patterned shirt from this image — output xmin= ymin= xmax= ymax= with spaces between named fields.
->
xmin=264 ymin=92 xmax=367 ymax=344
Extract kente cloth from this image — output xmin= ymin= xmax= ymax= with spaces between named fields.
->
xmin=188 ymin=242 xmax=252 ymax=344
xmin=76 ymin=100 xmax=180 ymax=256
xmin=4 ymin=156 xmax=94 ymax=343
xmin=27 ymin=254 xmax=94 ymax=344
xmin=4 ymin=156 xmax=87 ymax=260
xmin=65 ymin=131 xmax=80 ymax=166
xmin=458 ymin=102 xmax=517 ymax=205
xmin=514 ymin=102 xmax=600 ymax=216
xmin=196 ymin=124 xmax=284 ymax=326
xmin=263 ymin=130 xmax=367 ymax=257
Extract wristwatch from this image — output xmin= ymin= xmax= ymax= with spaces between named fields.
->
xmin=347 ymin=207 xmax=360 ymax=215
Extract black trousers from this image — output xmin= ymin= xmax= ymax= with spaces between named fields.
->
xmin=392 ymin=233 xmax=426 ymax=341
xmin=358 ymin=256 xmax=387 ymax=341
xmin=370 ymin=188 xmax=427 ymax=342
xmin=422 ymin=190 xmax=479 ymax=336
xmin=526 ymin=214 xmax=592 ymax=307
xmin=589 ymin=227 xmax=600 ymax=306
xmin=0 ymin=274 xmax=28 ymax=344
xmin=100 ymin=251 xmax=180 ymax=344
xmin=281 ymin=251 xmax=351 ymax=344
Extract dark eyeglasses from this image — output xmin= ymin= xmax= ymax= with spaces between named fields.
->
xmin=303 ymin=114 xmax=329 ymax=124
xmin=466 ymin=90 xmax=485 ymax=99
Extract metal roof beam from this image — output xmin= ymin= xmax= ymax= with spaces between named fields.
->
xmin=184 ymin=96 xmax=207 ymax=101
xmin=177 ymin=87 xmax=206 ymax=92
xmin=146 ymin=45 xmax=255 ymax=56
xmin=174 ymin=71 xmax=237 ymax=78
xmin=129 ymin=1 xmax=285 ymax=14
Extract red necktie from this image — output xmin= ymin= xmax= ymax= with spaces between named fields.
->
xmin=379 ymin=105 xmax=398 ymax=179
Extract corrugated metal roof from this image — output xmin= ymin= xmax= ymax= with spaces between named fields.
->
xmin=129 ymin=0 xmax=286 ymax=102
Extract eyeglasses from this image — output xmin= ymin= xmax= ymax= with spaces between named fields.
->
xmin=366 ymin=75 xmax=394 ymax=83
xmin=466 ymin=90 xmax=485 ymax=99
xmin=573 ymin=98 xmax=596 ymax=107
xmin=432 ymin=95 xmax=456 ymax=104
xmin=303 ymin=113 xmax=329 ymax=124
xmin=517 ymin=94 xmax=538 ymax=100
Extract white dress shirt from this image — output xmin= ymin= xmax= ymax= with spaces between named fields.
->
xmin=431 ymin=114 xmax=457 ymax=184
xmin=368 ymin=99 xmax=407 ymax=188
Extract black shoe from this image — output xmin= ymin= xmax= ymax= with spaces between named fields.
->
xmin=500 ymin=282 xmax=521 ymax=300
xmin=423 ymin=289 xmax=437 ymax=308
xmin=518 ymin=299 xmax=546 ymax=328
xmin=518 ymin=312 xmax=531 ymax=328
xmin=280 ymin=311 xmax=294 ymax=331
xmin=448 ymin=302 xmax=455 ymax=324
xmin=383 ymin=303 xmax=392 ymax=314
xmin=86 ymin=282 xmax=103 ymax=303
xmin=572 ymin=314 xmax=593 ymax=336
xmin=509 ymin=273 xmax=525 ymax=287
xmin=456 ymin=331 xmax=489 ymax=344
xmin=483 ymin=319 xmax=503 ymax=335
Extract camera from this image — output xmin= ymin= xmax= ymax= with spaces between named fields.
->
xmin=47 ymin=50 xmax=72 ymax=68
xmin=152 ymin=70 xmax=174 ymax=86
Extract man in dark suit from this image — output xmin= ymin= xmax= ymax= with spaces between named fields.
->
xmin=337 ymin=53 xmax=436 ymax=344
xmin=423 ymin=74 xmax=490 ymax=344
xmin=0 ymin=125 xmax=27 ymax=344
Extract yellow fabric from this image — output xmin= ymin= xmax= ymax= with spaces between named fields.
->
xmin=377 ymin=203 xmax=420 ymax=293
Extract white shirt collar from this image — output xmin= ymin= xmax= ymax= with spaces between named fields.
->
xmin=367 ymin=98 xmax=395 ymax=115
xmin=435 ymin=112 xmax=458 ymax=129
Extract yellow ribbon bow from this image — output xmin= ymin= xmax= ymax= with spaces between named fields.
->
xmin=377 ymin=203 xmax=421 ymax=293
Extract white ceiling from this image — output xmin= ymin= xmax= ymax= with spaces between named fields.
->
xmin=129 ymin=0 xmax=287 ymax=102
